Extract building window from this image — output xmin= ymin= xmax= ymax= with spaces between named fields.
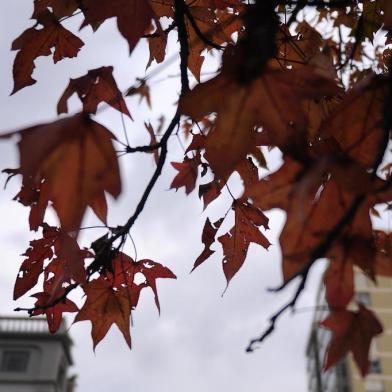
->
xmin=365 ymin=379 xmax=384 ymax=392
xmin=356 ymin=292 xmax=371 ymax=306
xmin=369 ymin=359 xmax=382 ymax=374
xmin=1 ymin=350 xmax=30 ymax=372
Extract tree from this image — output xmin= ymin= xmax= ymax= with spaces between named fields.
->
xmin=1 ymin=0 xmax=391 ymax=377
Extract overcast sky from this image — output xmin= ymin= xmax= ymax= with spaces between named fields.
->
xmin=0 ymin=3 xmax=327 ymax=391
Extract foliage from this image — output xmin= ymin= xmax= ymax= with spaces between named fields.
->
xmin=2 ymin=0 xmax=392 ymax=376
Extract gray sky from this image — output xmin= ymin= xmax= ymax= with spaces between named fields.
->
xmin=0 ymin=3 xmax=326 ymax=391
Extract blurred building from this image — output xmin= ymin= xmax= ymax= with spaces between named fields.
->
xmin=306 ymin=272 xmax=392 ymax=392
xmin=0 ymin=316 xmax=75 ymax=392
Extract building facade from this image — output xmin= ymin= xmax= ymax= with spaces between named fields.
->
xmin=0 ymin=316 xmax=74 ymax=392
xmin=307 ymin=272 xmax=392 ymax=392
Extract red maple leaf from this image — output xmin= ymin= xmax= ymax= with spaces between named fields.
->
xmin=11 ymin=10 xmax=83 ymax=93
xmin=57 ymin=66 xmax=131 ymax=117
xmin=320 ymin=305 xmax=383 ymax=376
xmin=2 ymin=113 xmax=121 ymax=232
xmin=32 ymin=291 xmax=78 ymax=333
xmin=80 ymin=0 xmax=155 ymax=53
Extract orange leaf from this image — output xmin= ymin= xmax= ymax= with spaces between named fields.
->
xmin=81 ymin=0 xmax=154 ymax=53
xmin=3 ymin=113 xmax=121 ymax=232
xmin=320 ymin=75 xmax=387 ymax=169
xmin=219 ymin=200 xmax=270 ymax=286
xmin=32 ymin=291 xmax=78 ymax=333
xmin=180 ymin=58 xmax=340 ymax=177
xmin=58 ymin=66 xmax=131 ymax=117
xmin=192 ymin=217 xmax=222 ymax=271
xmin=33 ymin=0 xmax=79 ymax=18
xmin=75 ymin=277 xmax=132 ymax=349
xmin=170 ymin=153 xmax=201 ymax=195
xmin=320 ymin=305 xmax=383 ymax=376
xmin=11 ymin=10 xmax=83 ymax=94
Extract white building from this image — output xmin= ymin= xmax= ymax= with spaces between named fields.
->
xmin=0 ymin=316 xmax=74 ymax=392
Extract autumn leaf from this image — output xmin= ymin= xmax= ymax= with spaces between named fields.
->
xmin=192 ymin=217 xmax=222 ymax=271
xmin=75 ymin=277 xmax=133 ymax=349
xmin=324 ymin=256 xmax=354 ymax=309
xmin=43 ymin=231 xmax=88 ymax=300
xmin=14 ymin=224 xmax=89 ymax=309
xmin=11 ymin=10 xmax=84 ymax=94
xmin=139 ymin=259 xmax=177 ymax=313
xmin=144 ymin=122 xmax=160 ymax=164
xmin=80 ymin=0 xmax=155 ymax=53
xmin=14 ymin=226 xmax=57 ymax=300
xmin=127 ymin=82 xmax=152 ymax=108
xmin=170 ymin=153 xmax=201 ymax=194
xmin=320 ymin=305 xmax=383 ymax=376
xmin=57 ymin=66 xmax=131 ymax=117
xmin=33 ymin=0 xmax=79 ymax=18
xmin=198 ymin=180 xmax=223 ymax=210
xmin=32 ymin=291 xmax=78 ymax=333
xmin=320 ymin=75 xmax=387 ymax=169
xmin=110 ymin=253 xmax=176 ymax=313
xmin=219 ymin=200 xmax=270 ymax=286
xmin=247 ymin=159 xmax=378 ymax=282
xmin=146 ymin=31 xmax=167 ymax=68
xmin=180 ymin=55 xmax=341 ymax=177
xmin=2 ymin=114 xmax=121 ymax=232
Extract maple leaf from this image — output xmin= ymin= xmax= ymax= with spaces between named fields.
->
xmin=32 ymin=291 xmax=78 ymax=333
xmin=43 ymin=231 xmax=88 ymax=300
xmin=139 ymin=259 xmax=177 ymax=313
xmin=219 ymin=200 xmax=270 ymax=286
xmin=144 ymin=122 xmax=160 ymax=164
xmin=320 ymin=75 xmax=387 ymax=169
xmin=76 ymin=254 xmax=176 ymax=348
xmin=11 ymin=10 xmax=84 ymax=94
xmin=57 ymin=66 xmax=131 ymax=117
xmin=185 ymin=2 xmax=243 ymax=80
xmin=324 ymin=256 xmax=354 ymax=309
xmin=109 ymin=253 xmax=145 ymax=308
xmin=170 ymin=153 xmax=201 ymax=194
xmin=75 ymin=277 xmax=133 ymax=349
xmin=33 ymin=0 xmax=80 ymax=18
xmin=127 ymin=82 xmax=152 ymax=108
xmin=198 ymin=180 xmax=223 ymax=210
xmin=13 ymin=226 xmax=57 ymax=300
xmin=180 ymin=54 xmax=341 ymax=177
xmin=320 ymin=305 xmax=383 ymax=376
xmin=110 ymin=253 xmax=177 ymax=312
xmin=80 ymin=0 xmax=155 ymax=53
xmin=247 ymin=158 xmax=380 ymax=282
xmin=146 ymin=31 xmax=167 ymax=68
xmin=192 ymin=217 xmax=222 ymax=271
xmin=14 ymin=225 xmax=89 ymax=305
xmin=2 ymin=114 xmax=121 ymax=232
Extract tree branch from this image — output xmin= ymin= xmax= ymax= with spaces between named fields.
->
xmin=183 ymin=5 xmax=224 ymax=50
xmin=174 ymin=0 xmax=190 ymax=95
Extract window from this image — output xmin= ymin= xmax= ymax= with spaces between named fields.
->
xmin=365 ymin=379 xmax=384 ymax=392
xmin=356 ymin=292 xmax=371 ymax=306
xmin=1 ymin=350 xmax=30 ymax=372
xmin=369 ymin=359 xmax=382 ymax=374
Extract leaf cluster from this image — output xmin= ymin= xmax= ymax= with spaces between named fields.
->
xmin=2 ymin=0 xmax=392 ymax=375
